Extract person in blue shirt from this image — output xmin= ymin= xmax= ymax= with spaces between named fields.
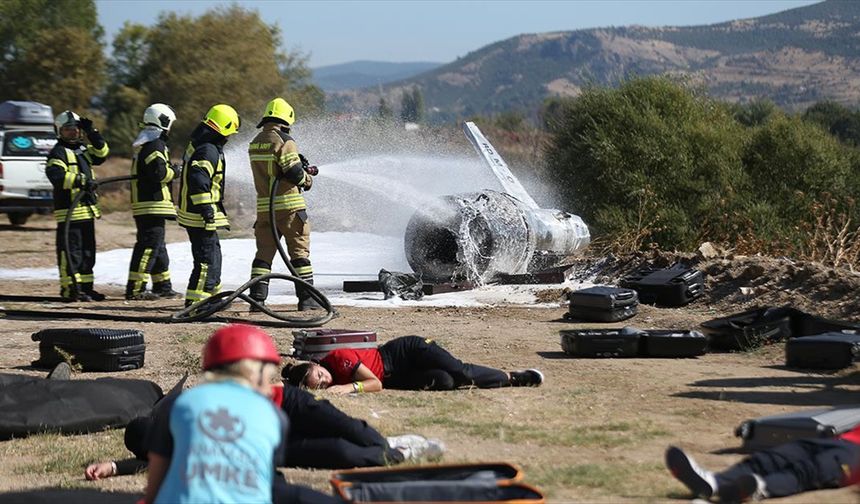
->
xmin=142 ymin=324 xmax=334 ymax=504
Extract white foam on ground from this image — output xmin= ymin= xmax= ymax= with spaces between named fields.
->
xmin=0 ymin=234 xmax=581 ymax=308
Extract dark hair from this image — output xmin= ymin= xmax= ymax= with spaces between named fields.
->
xmin=282 ymin=362 xmax=313 ymax=387
xmin=125 ymin=416 xmax=154 ymax=460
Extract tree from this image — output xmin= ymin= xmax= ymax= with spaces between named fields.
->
xmin=802 ymin=101 xmax=860 ymax=147
xmin=400 ymin=87 xmax=424 ymax=123
xmin=377 ymin=97 xmax=393 ymax=120
xmin=731 ymin=98 xmax=776 ymax=127
xmin=412 ymin=87 xmax=425 ymax=123
xmin=102 ymin=23 xmax=151 ymax=156
xmin=0 ymin=0 xmax=104 ymax=112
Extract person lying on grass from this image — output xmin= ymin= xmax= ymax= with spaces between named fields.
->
xmin=283 ymin=335 xmax=544 ymax=393
xmin=665 ymin=430 xmax=860 ymax=503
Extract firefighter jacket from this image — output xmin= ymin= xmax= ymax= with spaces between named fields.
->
xmin=131 ymin=135 xmax=178 ymax=218
xmin=177 ymin=125 xmax=229 ymax=230
xmin=249 ymin=124 xmax=311 ymax=217
xmin=45 ymin=132 xmax=109 ymax=223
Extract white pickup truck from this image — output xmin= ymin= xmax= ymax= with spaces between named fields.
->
xmin=0 ymin=101 xmax=56 ymax=226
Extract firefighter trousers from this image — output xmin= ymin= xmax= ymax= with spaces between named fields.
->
xmin=126 ymin=216 xmax=173 ymax=296
xmin=55 ymin=220 xmax=96 ymax=298
xmin=250 ymin=210 xmax=312 ymax=302
xmin=184 ymin=227 xmax=221 ymax=306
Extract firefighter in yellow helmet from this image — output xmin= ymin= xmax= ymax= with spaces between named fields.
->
xmin=248 ymin=98 xmax=320 ymax=311
xmin=177 ymin=104 xmax=239 ymax=307
xmin=45 ymin=111 xmax=110 ymax=301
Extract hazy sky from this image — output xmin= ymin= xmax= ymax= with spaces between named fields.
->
xmin=96 ymin=0 xmax=821 ymax=68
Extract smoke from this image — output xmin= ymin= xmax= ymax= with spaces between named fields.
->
xmin=222 ymin=119 xmax=506 ymax=236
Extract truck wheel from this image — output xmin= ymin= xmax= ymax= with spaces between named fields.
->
xmin=8 ymin=212 xmax=30 ymax=226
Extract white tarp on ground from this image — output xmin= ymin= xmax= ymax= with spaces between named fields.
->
xmin=0 ymin=233 xmax=578 ymax=308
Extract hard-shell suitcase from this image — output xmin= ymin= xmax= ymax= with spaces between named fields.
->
xmin=700 ymin=307 xmax=794 ymax=351
xmin=620 ymin=266 xmax=704 ymax=307
xmin=560 ymin=328 xmax=641 ymax=358
xmin=31 ymin=328 xmax=145 ymax=372
xmin=565 ymin=286 xmax=638 ymax=322
xmin=789 ymin=309 xmax=860 ymax=337
xmin=785 ymin=332 xmax=860 ymax=370
xmin=735 ymin=405 xmax=860 ymax=450
xmin=640 ymin=330 xmax=708 ymax=358
xmin=292 ymin=329 xmax=378 ymax=360
xmin=331 ymin=462 xmax=545 ymax=503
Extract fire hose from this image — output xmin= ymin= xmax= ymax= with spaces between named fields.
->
xmin=0 ymin=168 xmax=334 ymax=328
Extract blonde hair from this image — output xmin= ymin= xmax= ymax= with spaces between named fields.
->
xmin=203 ymin=358 xmax=277 ymax=388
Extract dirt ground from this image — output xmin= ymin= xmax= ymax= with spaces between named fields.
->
xmin=1 ymin=213 xmax=859 ymax=503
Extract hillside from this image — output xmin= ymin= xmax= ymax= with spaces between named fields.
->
xmin=311 ymin=60 xmax=442 ymax=92
xmin=330 ymin=0 xmax=860 ymax=120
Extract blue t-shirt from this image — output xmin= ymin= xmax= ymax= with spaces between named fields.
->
xmin=148 ymin=380 xmax=288 ymax=504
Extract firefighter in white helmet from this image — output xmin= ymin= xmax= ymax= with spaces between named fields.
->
xmin=125 ymin=103 xmax=181 ymax=300
xmin=45 ymin=110 xmax=110 ymax=301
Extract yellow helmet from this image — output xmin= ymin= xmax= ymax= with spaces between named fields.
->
xmin=256 ymin=97 xmax=295 ymax=128
xmin=202 ymin=104 xmax=240 ymax=137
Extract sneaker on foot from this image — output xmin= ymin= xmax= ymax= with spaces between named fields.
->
xmin=510 ymin=368 xmax=544 ymax=387
xmin=665 ymin=446 xmax=718 ymax=499
xmin=47 ymin=362 xmax=72 ymax=380
xmin=734 ymin=473 xmax=768 ymax=502
xmin=387 ymin=434 xmax=446 ymax=461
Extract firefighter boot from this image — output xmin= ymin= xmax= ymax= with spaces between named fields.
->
xmin=249 ymin=278 xmax=269 ymax=313
xmin=152 ymin=281 xmax=181 ymax=299
xmin=297 ymin=279 xmax=323 ymax=312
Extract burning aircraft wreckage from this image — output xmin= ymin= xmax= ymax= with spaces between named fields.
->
xmin=403 ymin=122 xmax=591 ymax=284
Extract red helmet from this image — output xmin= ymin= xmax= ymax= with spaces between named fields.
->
xmin=202 ymin=324 xmax=281 ymax=370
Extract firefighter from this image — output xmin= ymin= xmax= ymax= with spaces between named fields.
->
xmin=177 ymin=104 xmax=239 ymax=307
xmin=45 ymin=111 xmax=110 ymax=302
xmin=248 ymin=98 xmax=320 ymax=311
xmin=125 ymin=103 xmax=180 ymax=300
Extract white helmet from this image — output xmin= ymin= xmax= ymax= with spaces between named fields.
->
xmin=141 ymin=103 xmax=176 ymax=131
xmin=54 ymin=110 xmax=81 ymax=133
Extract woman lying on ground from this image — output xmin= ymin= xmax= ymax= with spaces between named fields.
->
xmin=85 ymin=382 xmax=444 ymax=480
xmin=283 ymin=335 xmax=544 ymax=393
xmin=665 ymin=430 xmax=860 ymax=503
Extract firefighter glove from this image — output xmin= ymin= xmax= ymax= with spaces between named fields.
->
xmin=79 ymin=117 xmax=94 ymax=133
xmin=301 ymin=175 xmax=313 ymax=192
xmin=171 ymin=162 xmax=183 ymax=179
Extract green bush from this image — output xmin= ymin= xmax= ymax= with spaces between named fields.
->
xmin=544 ymin=77 xmax=747 ymax=250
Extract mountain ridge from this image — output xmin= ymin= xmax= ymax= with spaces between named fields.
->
xmin=328 ymin=0 xmax=860 ymax=120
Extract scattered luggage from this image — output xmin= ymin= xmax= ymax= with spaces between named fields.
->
xmin=700 ymin=306 xmax=794 ymax=351
xmin=640 ymin=330 xmax=708 ymax=358
xmin=620 ymin=265 xmax=704 ymax=307
xmin=560 ymin=327 xmax=707 ymax=358
xmin=788 ymin=309 xmax=860 ymax=337
xmin=31 ymin=328 xmax=146 ymax=372
xmin=378 ymin=269 xmax=424 ymax=301
xmin=292 ymin=329 xmax=378 ymax=360
xmin=735 ymin=405 xmax=860 ymax=450
xmin=564 ymin=286 xmax=638 ymax=322
xmin=785 ymin=332 xmax=860 ymax=370
xmin=560 ymin=328 xmax=641 ymax=358
xmin=330 ymin=462 xmax=545 ymax=503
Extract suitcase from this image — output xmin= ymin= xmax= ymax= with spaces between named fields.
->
xmin=788 ymin=309 xmax=860 ymax=337
xmin=735 ymin=405 xmax=860 ymax=450
xmin=565 ymin=286 xmax=638 ymax=322
xmin=560 ymin=328 xmax=641 ymax=358
xmin=700 ymin=306 xmax=794 ymax=351
xmin=640 ymin=330 xmax=708 ymax=358
xmin=292 ymin=329 xmax=378 ymax=360
xmin=331 ymin=462 xmax=545 ymax=503
xmin=785 ymin=332 xmax=860 ymax=370
xmin=31 ymin=328 xmax=145 ymax=372
xmin=620 ymin=266 xmax=704 ymax=307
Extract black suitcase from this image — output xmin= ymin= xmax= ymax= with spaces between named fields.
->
xmin=32 ymin=328 xmax=146 ymax=372
xmin=700 ymin=307 xmax=794 ymax=351
xmin=788 ymin=309 xmax=860 ymax=337
xmin=640 ymin=330 xmax=708 ymax=358
xmin=785 ymin=332 xmax=860 ymax=370
xmin=560 ymin=328 xmax=641 ymax=357
xmin=565 ymin=286 xmax=638 ymax=322
xmin=735 ymin=405 xmax=860 ymax=450
xmin=620 ymin=265 xmax=704 ymax=307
